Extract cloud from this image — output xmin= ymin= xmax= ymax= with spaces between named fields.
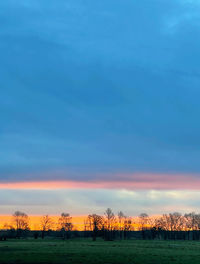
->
xmin=0 ymin=188 xmax=200 ymax=215
xmin=1 ymin=0 xmax=200 ymax=187
xmin=0 ymin=173 xmax=200 ymax=191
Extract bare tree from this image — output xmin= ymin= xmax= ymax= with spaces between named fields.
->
xmin=12 ymin=211 xmax=29 ymax=238
xmin=184 ymin=212 xmax=200 ymax=231
xmin=104 ymin=208 xmax=116 ymax=241
xmin=185 ymin=212 xmax=196 ymax=231
xmin=118 ymin=211 xmax=125 ymax=231
xmin=58 ymin=213 xmax=73 ymax=239
xmin=40 ymin=215 xmax=53 ymax=239
xmin=155 ymin=212 xmax=184 ymax=231
xmin=104 ymin=208 xmax=115 ymax=231
xmin=87 ymin=214 xmax=103 ymax=241
xmin=155 ymin=214 xmax=169 ymax=231
xmin=118 ymin=211 xmax=126 ymax=239
xmin=138 ymin=213 xmax=149 ymax=230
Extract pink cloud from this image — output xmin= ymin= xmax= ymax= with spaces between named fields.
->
xmin=0 ymin=173 xmax=200 ymax=190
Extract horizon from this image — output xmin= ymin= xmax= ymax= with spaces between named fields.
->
xmin=0 ymin=212 xmax=191 ymax=231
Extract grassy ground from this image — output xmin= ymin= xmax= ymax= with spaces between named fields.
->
xmin=1 ymin=238 xmax=200 ymax=264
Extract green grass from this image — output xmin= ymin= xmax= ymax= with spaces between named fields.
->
xmin=1 ymin=238 xmax=200 ymax=264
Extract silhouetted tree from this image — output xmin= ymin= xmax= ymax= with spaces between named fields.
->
xmin=138 ymin=213 xmax=149 ymax=230
xmin=118 ymin=211 xmax=125 ymax=239
xmin=87 ymin=214 xmax=103 ymax=241
xmin=138 ymin=213 xmax=149 ymax=239
xmin=184 ymin=212 xmax=200 ymax=231
xmin=124 ymin=216 xmax=133 ymax=239
xmin=58 ymin=213 xmax=73 ymax=239
xmin=104 ymin=208 xmax=115 ymax=231
xmin=12 ymin=211 xmax=29 ymax=238
xmin=104 ymin=208 xmax=115 ymax=240
xmin=155 ymin=212 xmax=184 ymax=231
xmin=40 ymin=215 xmax=53 ymax=239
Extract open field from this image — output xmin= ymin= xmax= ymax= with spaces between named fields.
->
xmin=1 ymin=239 xmax=200 ymax=264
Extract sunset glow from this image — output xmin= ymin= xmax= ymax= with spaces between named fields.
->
xmin=0 ymin=173 xmax=200 ymax=190
xmin=0 ymin=215 xmax=87 ymax=231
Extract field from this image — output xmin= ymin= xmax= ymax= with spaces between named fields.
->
xmin=1 ymin=239 xmax=200 ymax=264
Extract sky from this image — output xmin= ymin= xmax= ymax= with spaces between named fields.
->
xmin=1 ymin=0 xmax=200 ymax=216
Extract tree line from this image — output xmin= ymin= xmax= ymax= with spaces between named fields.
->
xmin=2 ymin=210 xmax=200 ymax=241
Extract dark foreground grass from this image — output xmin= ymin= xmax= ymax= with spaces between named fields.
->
xmin=1 ymin=238 xmax=200 ymax=264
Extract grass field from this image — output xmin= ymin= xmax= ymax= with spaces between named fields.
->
xmin=1 ymin=238 xmax=200 ymax=264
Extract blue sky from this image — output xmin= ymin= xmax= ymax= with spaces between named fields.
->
xmin=1 ymin=0 xmax=200 ymax=215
